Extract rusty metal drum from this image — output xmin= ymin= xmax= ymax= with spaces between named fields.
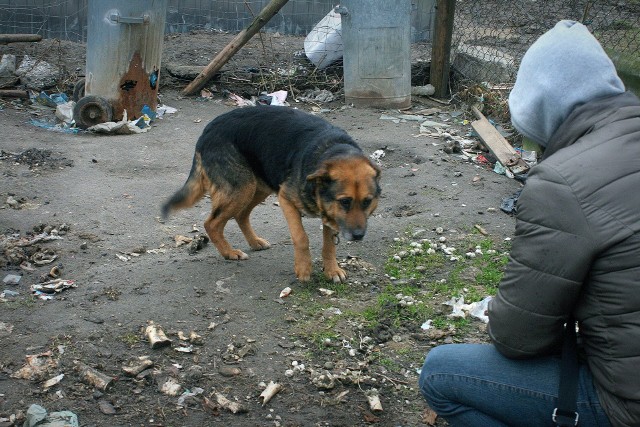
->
xmin=76 ymin=0 xmax=167 ymax=128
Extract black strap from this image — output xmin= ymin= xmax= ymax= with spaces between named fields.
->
xmin=553 ymin=319 xmax=580 ymax=426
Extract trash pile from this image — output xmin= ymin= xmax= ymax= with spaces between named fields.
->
xmin=1 ymin=52 xmax=178 ymax=134
xmin=0 ymin=224 xmax=80 ymax=302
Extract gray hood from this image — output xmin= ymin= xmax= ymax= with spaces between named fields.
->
xmin=508 ymin=20 xmax=625 ymax=147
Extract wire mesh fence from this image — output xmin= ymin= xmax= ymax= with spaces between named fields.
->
xmin=0 ymin=0 xmax=638 ymax=98
xmin=452 ymin=0 xmax=640 ymax=87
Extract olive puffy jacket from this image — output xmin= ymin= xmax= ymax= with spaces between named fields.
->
xmin=488 ymin=91 xmax=640 ymax=427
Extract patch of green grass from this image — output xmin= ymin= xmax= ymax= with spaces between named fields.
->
xmin=4 ymin=296 xmax=37 ymax=310
xmin=366 ymin=232 xmax=510 ymax=333
xmin=120 ymin=332 xmax=141 ymax=347
xmin=308 ymin=330 xmax=341 ymax=350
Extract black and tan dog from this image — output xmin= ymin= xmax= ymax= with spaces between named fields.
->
xmin=162 ymin=106 xmax=381 ymax=283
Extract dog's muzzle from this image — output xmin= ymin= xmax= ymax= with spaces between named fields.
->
xmin=342 ymin=227 xmax=366 ymax=241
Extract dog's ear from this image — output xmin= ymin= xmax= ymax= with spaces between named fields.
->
xmin=369 ymin=159 xmax=382 ymax=179
xmin=306 ymin=164 xmax=331 ymax=182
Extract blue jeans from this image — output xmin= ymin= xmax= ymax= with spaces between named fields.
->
xmin=419 ymin=344 xmax=611 ymax=427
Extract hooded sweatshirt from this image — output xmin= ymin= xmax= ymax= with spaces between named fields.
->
xmin=490 ymin=21 xmax=640 ymax=427
xmin=508 ymin=20 xmax=625 ymax=147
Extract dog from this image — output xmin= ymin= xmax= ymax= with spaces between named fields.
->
xmin=161 ymin=106 xmax=381 ymax=283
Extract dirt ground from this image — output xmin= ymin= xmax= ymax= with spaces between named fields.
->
xmin=0 ymin=32 xmax=522 ymax=427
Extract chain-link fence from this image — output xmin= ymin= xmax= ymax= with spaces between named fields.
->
xmin=0 ymin=0 xmax=638 ymax=97
xmin=0 ymin=0 xmax=434 ymax=43
xmin=452 ymin=0 xmax=640 ymax=87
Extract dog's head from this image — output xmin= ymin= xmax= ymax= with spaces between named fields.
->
xmin=307 ymin=156 xmax=381 ymax=241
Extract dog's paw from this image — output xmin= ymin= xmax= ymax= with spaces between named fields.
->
xmin=295 ymin=262 xmax=312 ymax=282
xmin=249 ymin=238 xmax=271 ymax=251
xmin=324 ymin=266 xmax=347 ymax=283
xmin=225 ymin=249 xmax=249 ymax=260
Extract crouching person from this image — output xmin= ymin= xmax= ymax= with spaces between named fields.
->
xmin=419 ymin=20 xmax=640 ymax=427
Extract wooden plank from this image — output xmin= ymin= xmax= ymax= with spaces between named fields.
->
xmin=0 ymin=89 xmax=29 ymax=98
xmin=471 ymin=106 xmax=529 ymax=175
xmin=181 ymin=0 xmax=290 ymax=96
xmin=0 ymin=34 xmax=42 ymax=44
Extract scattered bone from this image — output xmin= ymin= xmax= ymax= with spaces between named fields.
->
xmin=145 ymin=322 xmax=171 ymax=349
xmin=122 ymin=356 xmax=154 ymax=376
xmin=160 ymin=377 xmax=182 ymax=396
xmin=365 ymin=388 xmax=383 ymax=412
xmin=74 ymin=361 xmax=113 ymax=391
xmin=318 ymin=288 xmax=335 ymax=296
xmin=11 ymin=351 xmax=57 ymax=380
xmin=42 ymin=373 xmax=64 ymax=389
xmin=279 ymin=286 xmax=292 ymax=298
xmin=259 ymin=381 xmax=283 ymax=406
xmin=215 ymin=392 xmax=247 ymax=414
xmin=218 ymin=366 xmax=242 ymax=377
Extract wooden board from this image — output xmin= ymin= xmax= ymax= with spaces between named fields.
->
xmin=471 ymin=107 xmax=529 ymax=175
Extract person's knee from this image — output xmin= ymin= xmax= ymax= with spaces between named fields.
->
xmin=419 ymin=345 xmax=457 ymax=405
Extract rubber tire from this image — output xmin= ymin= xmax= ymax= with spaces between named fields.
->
xmin=73 ymin=96 xmax=113 ymax=129
xmin=72 ymin=79 xmax=85 ymax=102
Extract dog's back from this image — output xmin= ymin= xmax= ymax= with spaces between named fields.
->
xmin=162 ymin=107 xmax=360 ymax=217
xmin=197 ymin=106 xmax=357 ymax=189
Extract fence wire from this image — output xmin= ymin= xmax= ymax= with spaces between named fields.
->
xmin=452 ymin=0 xmax=640 ymax=88
xmin=0 ymin=0 xmax=638 ymax=96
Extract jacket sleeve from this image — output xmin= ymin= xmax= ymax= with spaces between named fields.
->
xmin=488 ymin=165 xmax=595 ymax=359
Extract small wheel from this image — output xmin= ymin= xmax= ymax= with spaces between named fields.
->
xmin=72 ymin=78 xmax=85 ymax=102
xmin=73 ymin=95 xmax=113 ymax=129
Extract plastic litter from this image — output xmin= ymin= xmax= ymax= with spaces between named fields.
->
xmin=35 ymin=91 xmax=68 ymax=108
xmin=177 ymin=387 xmax=204 ymax=406
xmin=365 ymin=388 xmax=383 ymax=412
xmin=443 ymin=296 xmax=492 ymax=323
xmin=56 ymin=101 xmax=76 ymax=126
xmin=411 ymin=84 xmax=436 ymax=96
xmin=3 ymin=274 xmax=21 ymax=285
xmin=31 ymin=279 xmax=76 ymax=298
xmin=29 ymin=118 xmax=80 ymax=134
xmin=500 ymin=188 xmax=522 ymax=214
xmin=23 ymin=404 xmax=78 ymax=427
xmin=304 ymin=7 xmax=343 ymax=69
xmin=87 ymin=110 xmax=149 ymax=135
xmin=156 ymin=104 xmax=177 ymax=117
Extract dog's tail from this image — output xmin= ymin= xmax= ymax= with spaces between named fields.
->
xmin=161 ymin=154 xmax=206 ymax=220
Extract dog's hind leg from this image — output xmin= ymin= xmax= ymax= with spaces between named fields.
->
xmin=235 ymin=184 xmax=272 ymax=251
xmin=204 ymin=183 xmax=257 ymax=260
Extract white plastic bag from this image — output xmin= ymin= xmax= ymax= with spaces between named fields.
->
xmin=304 ymin=7 xmax=343 ymax=70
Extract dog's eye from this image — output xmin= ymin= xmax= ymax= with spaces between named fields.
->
xmin=339 ymin=198 xmax=352 ymax=210
xmin=362 ymin=198 xmax=372 ymax=209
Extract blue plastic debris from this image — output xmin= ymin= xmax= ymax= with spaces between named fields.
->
xmin=30 ymin=118 xmax=80 ymax=134
xmin=141 ymin=104 xmax=157 ymax=121
xmin=35 ymin=91 xmax=69 ymax=108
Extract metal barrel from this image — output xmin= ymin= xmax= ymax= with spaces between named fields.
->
xmin=85 ymin=0 xmax=167 ymax=121
xmin=340 ymin=0 xmax=412 ymax=108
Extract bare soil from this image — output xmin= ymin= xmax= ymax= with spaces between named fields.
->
xmin=0 ymin=31 xmax=520 ymax=427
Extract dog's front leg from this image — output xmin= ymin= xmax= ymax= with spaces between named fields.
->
xmin=278 ymin=192 xmax=312 ymax=281
xmin=322 ymin=225 xmax=347 ymax=283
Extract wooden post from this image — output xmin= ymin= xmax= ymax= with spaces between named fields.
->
xmin=0 ymin=34 xmax=42 ymax=44
xmin=0 ymin=90 xmax=29 ymax=98
xmin=181 ymin=0 xmax=289 ymax=96
xmin=429 ymin=0 xmax=455 ymax=98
